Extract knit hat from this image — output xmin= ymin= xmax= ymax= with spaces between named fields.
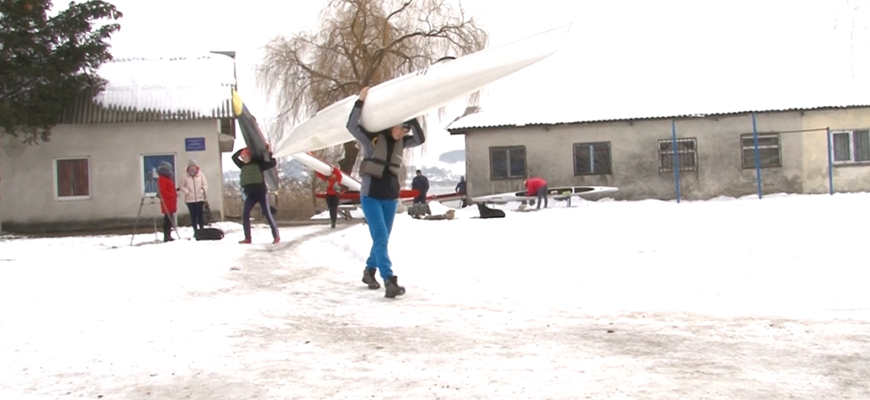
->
xmin=188 ymin=159 xmax=197 ymax=167
xmin=157 ymin=161 xmax=173 ymax=178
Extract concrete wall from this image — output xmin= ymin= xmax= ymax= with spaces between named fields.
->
xmin=1 ymin=120 xmax=228 ymax=232
xmin=462 ymin=107 xmax=870 ymax=201
xmin=801 ymin=108 xmax=870 ymax=193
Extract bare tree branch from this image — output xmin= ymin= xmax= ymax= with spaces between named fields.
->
xmin=256 ymin=0 xmax=488 ymax=176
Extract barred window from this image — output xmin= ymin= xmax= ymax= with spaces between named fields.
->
xmin=658 ymin=138 xmax=698 ymax=172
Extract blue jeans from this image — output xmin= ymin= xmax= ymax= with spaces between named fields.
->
xmin=536 ymin=185 xmax=548 ymax=209
xmin=360 ymin=196 xmax=398 ymax=280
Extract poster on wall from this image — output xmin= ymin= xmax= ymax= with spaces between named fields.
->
xmin=142 ymin=154 xmax=176 ymax=196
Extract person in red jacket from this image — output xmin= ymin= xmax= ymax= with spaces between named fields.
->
xmin=316 ymin=165 xmax=343 ymax=228
xmin=524 ymin=177 xmax=549 ymax=210
xmin=156 ymin=161 xmax=178 ymax=242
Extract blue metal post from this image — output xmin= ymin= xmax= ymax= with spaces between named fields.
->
xmin=752 ymin=113 xmax=762 ymax=199
xmin=826 ymin=127 xmax=834 ymax=195
xmin=671 ymin=120 xmax=681 ymax=203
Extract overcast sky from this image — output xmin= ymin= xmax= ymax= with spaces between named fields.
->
xmin=96 ymin=0 xmax=870 ymax=167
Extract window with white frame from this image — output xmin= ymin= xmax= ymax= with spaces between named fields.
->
xmin=142 ymin=154 xmax=176 ymax=196
xmin=573 ymin=142 xmax=612 ymax=175
xmin=658 ymin=138 xmax=698 ymax=172
xmin=54 ymin=158 xmax=90 ymax=199
xmin=831 ymin=129 xmax=870 ymax=164
xmin=741 ymin=133 xmax=782 ymax=169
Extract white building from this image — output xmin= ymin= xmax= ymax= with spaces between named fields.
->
xmin=0 ymin=52 xmax=239 ymax=233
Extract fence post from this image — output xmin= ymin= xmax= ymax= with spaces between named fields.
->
xmin=826 ymin=127 xmax=834 ymax=195
xmin=752 ymin=113 xmax=762 ymax=199
xmin=671 ymin=120 xmax=681 ymax=203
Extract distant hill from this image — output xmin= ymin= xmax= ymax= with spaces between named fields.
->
xmin=438 ymin=149 xmax=465 ymax=164
xmin=224 ymin=150 xmax=466 ymax=185
xmin=223 ymin=157 xmax=311 ymax=184
xmin=405 ymin=163 xmax=464 ymax=187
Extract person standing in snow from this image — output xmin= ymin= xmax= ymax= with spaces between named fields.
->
xmin=455 ymin=176 xmax=467 ymax=208
xmin=317 ymin=165 xmax=343 ymax=229
xmin=179 ymin=159 xmax=208 ymax=232
xmin=155 ymin=161 xmax=178 ymax=242
xmin=411 ymin=169 xmax=429 ymax=204
xmin=346 ymin=86 xmax=426 ymax=298
xmin=524 ymin=177 xmax=549 ymax=210
xmin=231 ymin=147 xmax=280 ymax=244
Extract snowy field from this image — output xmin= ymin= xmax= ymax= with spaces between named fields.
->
xmin=2 ymin=193 xmax=869 ymax=399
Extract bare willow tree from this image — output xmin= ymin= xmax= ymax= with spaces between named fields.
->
xmin=256 ymin=0 xmax=488 ymax=178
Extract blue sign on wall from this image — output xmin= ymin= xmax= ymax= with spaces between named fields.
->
xmin=185 ymin=137 xmax=206 ymax=152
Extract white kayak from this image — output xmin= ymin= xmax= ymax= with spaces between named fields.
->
xmin=273 ymin=23 xmax=572 ymax=158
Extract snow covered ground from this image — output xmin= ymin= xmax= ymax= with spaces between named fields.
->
xmin=2 ymin=193 xmax=869 ymax=399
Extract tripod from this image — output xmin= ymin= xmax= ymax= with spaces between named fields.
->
xmin=130 ymin=193 xmax=183 ymax=245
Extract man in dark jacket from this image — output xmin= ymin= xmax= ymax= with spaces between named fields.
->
xmin=455 ymin=176 xmax=467 ymax=208
xmin=232 ymin=147 xmax=280 ymax=244
xmin=411 ymin=169 xmax=429 ymax=204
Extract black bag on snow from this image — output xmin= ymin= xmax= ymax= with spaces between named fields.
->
xmin=477 ymin=203 xmax=505 ymax=219
xmin=194 ymin=227 xmax=224 ymax=241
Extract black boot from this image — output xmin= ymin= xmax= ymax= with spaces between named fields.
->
xmin=362 ymin=268 xmax=380 ymax=289
xmin=162 ymin=215 xmax=174 ymax=242
xmin=384 ymin=275 xmax=405 ymax=298
xmin=163 ymin=227 xmax=173 ymax=242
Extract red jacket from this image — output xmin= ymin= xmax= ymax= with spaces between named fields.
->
xmin=525 ymin=177 xmax=547 ymax=196
xmin=317 ymin=167 xmax=343 ymax=196
xmin=326 ymin=167 xmax=342 ymax=195
xmin=158 ymin=175 xmax=178 ymax=214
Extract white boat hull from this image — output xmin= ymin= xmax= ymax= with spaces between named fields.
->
xmin=273 ymin=23 xmax=572 ymax=158
xmin=472 ymin=186 xmax=619 ymax=203
xmin=290 ymin=153 xmax=362 ymax=192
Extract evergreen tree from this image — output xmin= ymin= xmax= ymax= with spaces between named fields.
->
xmin=0 ymin=0 xmax=122 ymax=144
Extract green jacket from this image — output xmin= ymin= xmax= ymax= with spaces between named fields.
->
xmin=232 ymin=149 xmax=277 ymax=194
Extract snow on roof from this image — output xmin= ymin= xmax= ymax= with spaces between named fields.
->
xmin=93 ymin=53 xmax=236 ymax=117
xmin=446 ymin=80 xmax=870 ymax=132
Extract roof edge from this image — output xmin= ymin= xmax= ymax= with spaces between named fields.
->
xmin=446 ymin=104 xmax=870 ymax=134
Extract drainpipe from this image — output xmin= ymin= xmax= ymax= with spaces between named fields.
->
xmin=671 ymin=120 xmax=681 ymax=203
xmin=826 ymin=127 xmax=834 ymax=195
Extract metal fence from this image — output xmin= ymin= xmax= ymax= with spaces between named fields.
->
xmin=668 ymin=114 xmax=839 ymax=203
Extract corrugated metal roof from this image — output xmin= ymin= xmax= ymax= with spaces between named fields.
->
xmin=59 ymin=53 xmax=237 ymax=125
xmin=58 ymin=87 xmax=235 ymax=124
xmin=446 ymin=102 xmax=870 ymax=133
